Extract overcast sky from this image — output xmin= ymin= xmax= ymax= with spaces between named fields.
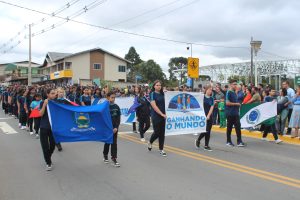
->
xmin=0 ymin=0 xmax=299 ymax=74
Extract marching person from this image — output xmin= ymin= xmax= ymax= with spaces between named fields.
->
xmin=39 ymin=89 xmax=57 ymax=171
xmin=195 ymin=86 xmax=215 ymax=151
xmin=30 ymin=93 xmax=42 ymax=139
xmin=261 ymin=89 xmax=283 ymax=143
xmin=225 ymin=80 xmax=245 ymax=147
xmin=147 ymin=80 xmax=167 ymax=157
xmin=135 ymin=86 xmax=151 ymax=142
xmin=17 ymin=89 xmax=28 ymax=130
xmin=282 ymin=81 xmax=295 ymax=135
xmin=103 ymin=91 xmax=121 ymax=167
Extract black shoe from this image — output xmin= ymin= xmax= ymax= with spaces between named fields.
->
xmin=103 ymin=155 xmax=109 ymax=164
xmin=204 ymin=146 xmax=213 ymax=151
xmin=56 ymin=143 xmax=63 ymax=151
xmin=148 ymin=142 xmax=152 ymax=151
xmin=112 ymin=158 xmax=120 ymax=167
xmin=195 ymin=139 xmax=200 ymax=149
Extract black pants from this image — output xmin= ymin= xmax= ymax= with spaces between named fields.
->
xmin=263 ymin=124 xmax=278 ymax=140
xmin=149 ymin=119 xmax=166 ymax=150
xmin=132 ymin=122 xmax=137 ymax=131
xmin=226 ymin=115 xmax=242 ymax=144
xmin=40 ymin=128 xmax=56 ymax=165
xmin=27 ymin=112 xmax=33 ymax=132
xmin=19 ymin=111 xmax=27 ymax=126
xmin=103 ymin=132 xmax=118 ymax=159
xmin=197 ymin=119 xmax=213 ymax=146
xmin=138 ymin=116 xmax=150 ymax=138
xmin=34 ymin=117 xmax=41 ymax=134
xmin=287 ymin=109 xmax=293 ymax=134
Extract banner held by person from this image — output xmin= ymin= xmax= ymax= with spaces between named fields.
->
xmin=240 ymin=101 xmax=277 ymax=128
xmin=47 ymin=100 xmax=113 ymax=143
xmin=115 ymin=97 xmax=137 ymax=124
xmin=165 ymin=91 xmax=206 ymax=136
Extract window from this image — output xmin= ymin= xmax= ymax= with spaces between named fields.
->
xmin=65 ymin=62 xmax=72 ymax=69
xmin=57 ymin=63 xmax=64 ymax=71
xmin=118 ymin=65 xmax=126 ymax=72
xmin=93 ymin=63 xmax=102 ymax=70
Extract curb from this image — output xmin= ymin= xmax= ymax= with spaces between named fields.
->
xmin=212 ymin=125 xmax=300 ymax=146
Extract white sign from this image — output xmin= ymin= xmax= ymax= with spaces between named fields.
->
xmin=115 ymin=97 xmax=136 ymax=124
xmin=165 ymin=91 xmax=206 ymax=136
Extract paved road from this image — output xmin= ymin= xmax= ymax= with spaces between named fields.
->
xmin=1 ymin=111 xmax=300 ymax=200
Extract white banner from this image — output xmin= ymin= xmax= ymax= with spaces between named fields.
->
xmin=165 ymin=91 xmax=206 ymax=136
xmin=115 ymin=97 xmax=136 ymax=124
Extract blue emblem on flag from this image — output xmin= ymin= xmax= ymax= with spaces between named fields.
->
xmin=247 ymin=109 xmax=260 ymax=124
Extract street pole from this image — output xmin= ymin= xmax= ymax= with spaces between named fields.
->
xmin=28 ymin=24 xmax=32 ymax=86
xmin=250 ymin=37 xmax=253 ymax=85
xmin=254 ymin=53 xmax=258 ymax=86
xmin=190 ymin=43 xmax=194 ymax=90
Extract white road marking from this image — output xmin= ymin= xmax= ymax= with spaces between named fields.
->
xmin=0 ymin=117 xmax=13 ymax=120
xmin=0 ymin=122 xmax=18 ymax=134
xmin=119 ymin=130 xmax=154 ymax=135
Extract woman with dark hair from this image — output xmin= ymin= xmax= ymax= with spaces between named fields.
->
xmin=39 ymin=88 xmax=57 ymax=171
xmin=147 ymin=80 xmax=167 ymax=156
xmin=195 ymin=85 xmax=215 ymax=151
xmin=242 ymin=87 xmax=252 ymax=104
xmin=17 ymin=88 xmax=28 ymax=130
xmin=25 ymin=87 xmax=35 ymax=134
xmin=135 ymin=86 xmax=151 ymax=142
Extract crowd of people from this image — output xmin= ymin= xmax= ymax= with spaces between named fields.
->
xmin=0 ymin=78 xmax=299 ymax=171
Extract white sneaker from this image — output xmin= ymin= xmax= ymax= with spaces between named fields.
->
xmin=261 ymin=137 xmax=269 ymax=141
xmin=46 ymin=164 xmax=52 ymax=171
xmin=140 ymin=138 xmax=146 ymax=142
xmin=160 ymin=150 xmax=167 ymax=157
xmin=35 ymin=134 xmax=39 ymax=139
xmin=30 ymin=132 xmax=34 ymax=135
xmin=275 ymin=139 xmax=283 ymax=144
xmin=21 ymin=126 xmax=26 ymax=130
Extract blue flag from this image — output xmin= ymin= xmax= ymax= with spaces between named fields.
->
xmin=127 ymin=96 xmax=141 ymax=114
xmin=47 ymin=100 xmax=113 ymax=144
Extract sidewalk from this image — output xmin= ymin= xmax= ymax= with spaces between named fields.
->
xmin=212 ymin=125 xmax=300 ymax=146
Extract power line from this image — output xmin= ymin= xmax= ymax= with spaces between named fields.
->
xmin=0 ymin=0 xmax=81 ymax=51
xmin=0 ymin=0 xmax=248 ymax=50
xmin=0 ymin=0 xmax=108 ymax=54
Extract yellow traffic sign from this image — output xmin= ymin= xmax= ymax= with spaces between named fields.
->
xmin=187 ymin=57 xmax=199 ymax=78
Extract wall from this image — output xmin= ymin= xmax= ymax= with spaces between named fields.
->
xmin=64 ymin=52 xmax=90 ymax=84
xmin=89 ymin=51 xmax=105 ymax=80
xmin=104 ymin=53 xmax=127 ymax=82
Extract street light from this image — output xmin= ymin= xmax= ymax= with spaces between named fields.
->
xmin=250 ymin=37 xmax=262 ymax=86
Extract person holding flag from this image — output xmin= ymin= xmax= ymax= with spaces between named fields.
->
xmin=39 ymin=89 xmax=57 ymax=171
xmin=147 ymin=80 xmax=167 ymax=157
xmin=103 ymin=91 xmax=121 ymax=167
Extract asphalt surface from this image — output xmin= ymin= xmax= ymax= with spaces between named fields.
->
xmin=1 ymin=111 xmax=300 ymax=200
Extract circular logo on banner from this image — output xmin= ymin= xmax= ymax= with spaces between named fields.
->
xmin=246 ymin=109 xmax=260 ymax=124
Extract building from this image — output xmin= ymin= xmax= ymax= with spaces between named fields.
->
xmin=0 ymin=61 xmax=42 ymax=84
xmin=39 ymin=48 xmax=131 ymax=86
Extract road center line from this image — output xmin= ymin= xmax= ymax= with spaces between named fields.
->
xmin=120 ymin=134 xmax=300 ymax=189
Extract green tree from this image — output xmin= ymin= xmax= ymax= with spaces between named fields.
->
xmin=136 ymin=60 xmax=166 ymax=83
xmin=168 ymin=57 xmax=187 ymax=81
xmin=125 ymin=47 xmax=143 ymax=82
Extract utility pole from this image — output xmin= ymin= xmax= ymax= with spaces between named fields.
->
xmin=28 ymin=24 xmax=32 ymax=86
xmin=250 ymin=37 xmax=253 ymax=85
